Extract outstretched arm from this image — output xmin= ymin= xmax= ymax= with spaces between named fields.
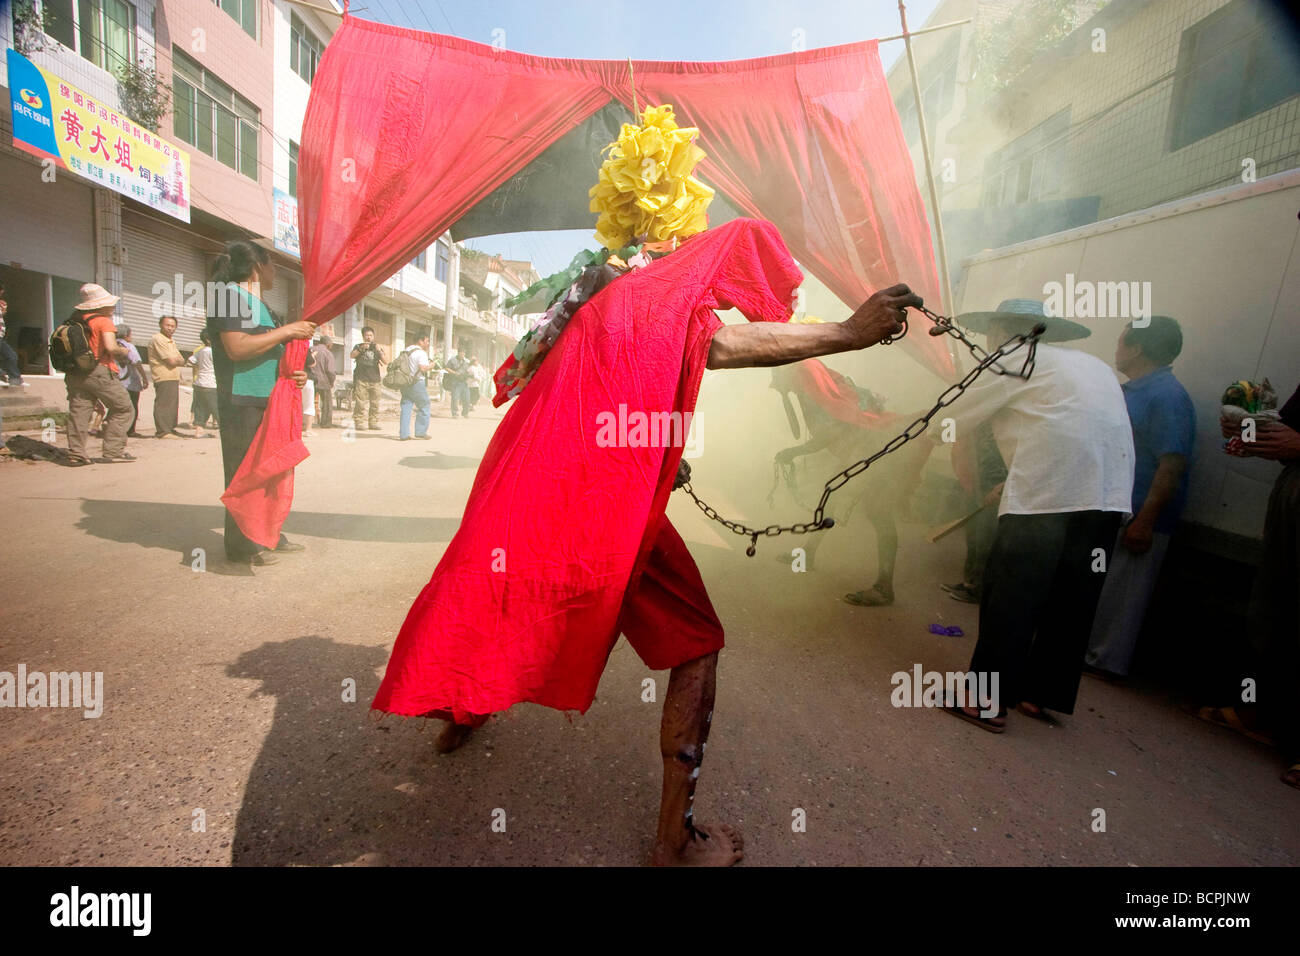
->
xmin=706 ymin=284 xmax=920 ymax=370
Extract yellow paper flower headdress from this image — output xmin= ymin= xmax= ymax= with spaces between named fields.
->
xmin=588 ymin=104 xmax=715 ymax=250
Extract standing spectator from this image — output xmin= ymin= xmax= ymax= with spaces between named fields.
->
xmin=206 ymin=240 xmax=314 ymax=567
xmin=350 ymin=327 xmax=386 ymax=430
xmin=187 ymin=328 xmax=219 ymax=438
xmin=0 ymin=282 xmax=27 ymax=387
xmin=935 ymin=300 xmax=1134 ymax=731
xmin=64 ymin=283 xmax=135 ymax=464
xmin=1221 ymin=383 xmax=1300 ymax=789
xmin=115 ymin=324 xmax=149 ymax=437
xmin=468 ymin=356 xmax=485 ymax=407
xmin=302 ymin=346 xmax=317 ymax=437
xmin=310 ymin=334 xmax=337 ymax=428
xmin=942 ymin=423 xmax=1006 ymax=604
xmin=444 ymin=346 xmax=471 ymax=418
xmin=1086 ymin=317 xmax=1195 ymax=680
xmin=148 ymin=315 xmax=187 ymax=439
xmin=398 ymin=333 xmax=434 ymax=441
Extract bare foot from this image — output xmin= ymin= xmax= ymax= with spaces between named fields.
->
xmin=651 ymin=823 xmax=744 ymax=867
xmin=434 ymin=721 xmax=475 ymax=754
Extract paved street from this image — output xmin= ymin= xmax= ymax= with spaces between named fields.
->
xmin=1 ymin=387 xmax=1297 ymax=867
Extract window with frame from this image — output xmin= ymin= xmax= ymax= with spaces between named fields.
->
xmin=290 ymin=13 xmax=325 ymax=84
xmin=172 ymin=49 xmax=260 ymax=181
xmin=980 ymin=109 xmax=1069 ymax=207
xmin=434 ymin=241 xmax=450 ymax=282
xmin=1168 ymin=0 xmax=1300 ymax=150
xmin=410 ymin=249 xmax=427 ymax=271
xmin=42 ymin=0 xmax=136 ymax=75
xmin=214 ymin=0 xmax=256 ymax=39
xmin=289 ymin=141 xmax=299 ymax=198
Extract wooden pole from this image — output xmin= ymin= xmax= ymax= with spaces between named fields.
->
xmin=899 ymin=1 xmax=957 ymax=324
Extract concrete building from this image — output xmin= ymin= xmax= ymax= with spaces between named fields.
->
xmin=3 ymin=0 xmax=535 ymax=388
xmin=886 ymin=0 xmax=1300 ymax=290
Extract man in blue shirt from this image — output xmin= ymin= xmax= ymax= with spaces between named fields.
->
xmin=1087 ymin=316 xmax=1195 ymax=678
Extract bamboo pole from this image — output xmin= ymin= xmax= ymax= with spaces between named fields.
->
xmin=898 ymin=1 xmax=957 ymax=329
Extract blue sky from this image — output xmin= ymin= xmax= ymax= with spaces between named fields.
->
xmin=352 ymin=0 xmax=944 ymax=274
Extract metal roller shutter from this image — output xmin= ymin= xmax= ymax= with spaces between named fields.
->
xmin=120 ymin=212 xmax=212 ymax=350
xmin=0 ymin=152 xmax=95 ymax=281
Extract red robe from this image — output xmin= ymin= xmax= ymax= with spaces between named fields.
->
xmin=372 ymin=219 xmax=803 ymax=720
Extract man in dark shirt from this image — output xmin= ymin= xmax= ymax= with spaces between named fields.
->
xmin=310 ymin=334 xmax=337 ymax=428
xmin=350 ymin=326 xmax=386 ymax=430
xmin=1222 ymin=381 xmax=1300 ymax=789
xmin=443 ymin=346 xmax=471 ymax=418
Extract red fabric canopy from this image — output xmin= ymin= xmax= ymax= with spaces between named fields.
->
xmin=224 ymin=14 xmax=952 ymax=549
xmin=297 ymin=16 xmax=950 ymax=375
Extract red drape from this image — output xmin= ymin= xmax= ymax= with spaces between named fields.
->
xmin=224 ymin=15 xmax=951 ymax=550
xmin=297 ymin=18 xmax=949 ymax=376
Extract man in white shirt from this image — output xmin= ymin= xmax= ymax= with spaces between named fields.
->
xmin=187 ymin=328 xmax=219 ymax=438
xmin=399 ymin=333 xmax=435 ymax=441
xmin=938 ymin=299 xmax=1134 ymax=731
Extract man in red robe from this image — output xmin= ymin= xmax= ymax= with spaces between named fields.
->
xmin=372 ymin=218 xmax=920 ymax=865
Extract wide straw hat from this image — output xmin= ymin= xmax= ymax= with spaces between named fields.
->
xmin=957 ymin=297 xmax=1090 ymax=342
xmin=74 ymin=283 xmax=120 ymax=312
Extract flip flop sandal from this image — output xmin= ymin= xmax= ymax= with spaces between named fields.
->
xmin=1282 ymin=764 xmax=1300 ymax=790
xmin=843 ymin=588 xmax=893 ymax=607
xmin=942 ymin=704 xmax=1006 ymax=734
xmin=1196 ymin=706 xmax=1274 ymax=746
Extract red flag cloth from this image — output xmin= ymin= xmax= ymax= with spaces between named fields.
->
xmin=219 ymin=338 xmax=308 ymax=550
xmin=772 ymin=359 xmax=900 ymax=430
xmin=225 ymin=17 xmax=951 ymax=559
xmin=297 ymin=18 xmax=949 ymax=377
xmin=372 ymin=219 xmax=802 ymax=720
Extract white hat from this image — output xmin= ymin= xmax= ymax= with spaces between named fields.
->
xmin=74 ymin=283 xmax=120 ymax=312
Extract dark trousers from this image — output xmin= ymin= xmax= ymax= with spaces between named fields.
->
xmin=0 ymin=339 xmax=21 ymax=382
xmin=126 ymin=388 xmax=140 ymax=434
xmin=192 ymin=386 xmax=218 ymax=427
xmin=315 ymin=380 xmax=333 ymax=427
xmin=217 ymin=396 xmax=284 ymax=559
xmin=154 ymin=379 xmax=179 ymax=435
xmin=1251 ymin=462 xmax=1300 ymax=761
xmin=969 ymin=510 xmax=1122 ymax=714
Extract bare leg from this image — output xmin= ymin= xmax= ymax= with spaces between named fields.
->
xmin=650 ymin=651 xmax=744 ymax=866
xmin=434 ymin=712 xmax=489 ymax=753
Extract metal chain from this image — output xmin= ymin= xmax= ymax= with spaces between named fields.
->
xmin=679 ymin=306 xmax=1046 ymax=556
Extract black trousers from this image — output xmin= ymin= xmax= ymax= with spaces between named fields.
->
xmin=1251 ymin=462 xmax=1300 ymax=761
xmin=154 ymin=379 xmax=179 ymax=435
xmin=969 ymin=510 xmax=1122 ymax=714
xmin=126 ymin=388 xmax=140 ymax=434
xmin=315 ymin=380 xmax=333 ymax=427
xmin=217 ymin=395 xmax=285 ymax=559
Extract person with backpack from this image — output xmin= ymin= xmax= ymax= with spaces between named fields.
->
xmin=206 ymin=241 xmax=315 ymax=567
xmin=55 ymin=284 xmax=135 ymax=464
xmin=397 ymin=333 xmax=434 ymax=441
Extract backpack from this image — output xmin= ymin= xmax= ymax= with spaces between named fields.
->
xmin=382 ymin=347 xmax=417 ymax=389
xmin=50 ymin=315 xmax=97 ymax=374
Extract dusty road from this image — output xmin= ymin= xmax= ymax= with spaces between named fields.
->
xmin=0 ymin=388 xmax=1296 ymax=867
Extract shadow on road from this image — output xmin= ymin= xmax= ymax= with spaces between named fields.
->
xmin=398 ymin=451 xmax=481 ymax=470
xmin=226 ymin=634 xmax=619 ymax=866
xmin=72 ymin=499 xmax=463 ymax=573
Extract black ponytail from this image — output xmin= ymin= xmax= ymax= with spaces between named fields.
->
xmin=212 ymin=240 xmax=270 ymax=283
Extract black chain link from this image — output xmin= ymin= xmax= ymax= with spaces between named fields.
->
xmin=679 ymin=306 xmax=1046 ymax=556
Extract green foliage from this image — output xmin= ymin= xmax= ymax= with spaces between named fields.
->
xmin=117 ymin=60 xmax=171 ymax=133
xmin=12 ymin=0 xmax=50 ymax=56
xmin=970 ymin=0 xmax=1107 ymax=96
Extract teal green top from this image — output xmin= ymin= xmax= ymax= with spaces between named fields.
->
xmin=222 ymin=288 xmax=281 ymax=405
